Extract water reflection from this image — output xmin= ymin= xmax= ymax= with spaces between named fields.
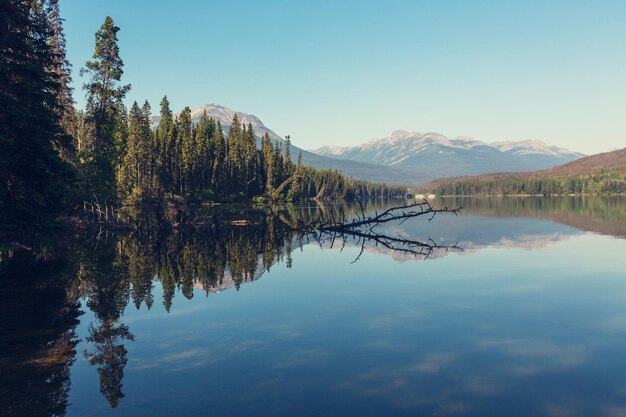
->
xmin=0 ymin=196 xmax=624 ymax=416
xmin=0 ymin=242 xmax=81 ymax=417
xmin=441 ymin=195 xmax=626 ymax=238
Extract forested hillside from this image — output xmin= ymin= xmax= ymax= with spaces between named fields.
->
xmin=419 ymin=148 xmax=626 ymax=196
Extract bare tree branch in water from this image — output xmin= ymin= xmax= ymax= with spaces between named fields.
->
xmin=275 ymin=199 xmax=463 ymax=262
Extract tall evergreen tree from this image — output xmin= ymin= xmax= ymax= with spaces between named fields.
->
xmin=284 ymin=135 xmax=294 ymax=177
xmin=156 ymin=96 xmax=174 ymax=194
xmin=46 ymin=0 xmax=75 ymax=145
xmin=261 ymin=133 xmax=274 ymax=194
xmin=273 ymin=143 xmax=284 ymax=189
xmin=0 ymin=0 xmax=73 ymax=225
xmin=80 ymin=16 xmax=130 ymax=202
xmin=211 ymin=121 xmax=226 ymax=192
xmin=243 ymin=122 xmax=257 ymax=197
xmin=227 ymin=114 xmax=242 ymax=192
xmin=179 ymin=107 xmax=193 ymax=194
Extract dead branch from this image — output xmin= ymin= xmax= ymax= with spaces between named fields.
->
xmin=271 ymin=199 xmax=463 ymax=262
xmin=319 ymin=199 xmax=462 ymax=232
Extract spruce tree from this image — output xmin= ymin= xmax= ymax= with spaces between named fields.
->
xmin=211 ymin=121 xmax=226 ymax=194
xmin=46 ymin=0 xmax=75 ymax=145
xmin=284 ymin=135 xmax=294 ymax=177
xmin=227 ymin=114 xmax=242 ymax=192
xmin=81 ymin=16 xmax=130 ymax=202
xmin=156 ymin=96 xmax=174 ymax=194
xmin=272 ymin=143 xmax=284 ymax=189
xmin=139 ymin=101 xmax=153 ymax=196
xmin=261 ymin=133 xmax=274 ymax=193
xmin=244 ymin=123 xmax=258 ymax=196
xmin=179 ymin=107 xmax=193 ymax=194
xmin=0 ymin=0 xmax=73 ymax=225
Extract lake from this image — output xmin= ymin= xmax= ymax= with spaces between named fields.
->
xmin=2 ymin=197 xmax=626 ymax=416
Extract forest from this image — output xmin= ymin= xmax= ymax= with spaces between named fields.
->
xmin=0 ymin=1 xmax=404 ymax=229
xmin=420 ymin=170 xmax=626 ymax=197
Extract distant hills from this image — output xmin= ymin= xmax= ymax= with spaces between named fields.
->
xmin=313 ymin=130 xmax=584 ymax=180
xmin=152 ymin=104 xmax=422 ymax=185
xmin=536 ymin=147 xmax=626 ymax=177
xmin=418 ymin=147 xmax=626 ymax=196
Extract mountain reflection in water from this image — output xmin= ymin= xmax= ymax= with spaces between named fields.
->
xmin=0 ymin=196 xmax=624 ymax=416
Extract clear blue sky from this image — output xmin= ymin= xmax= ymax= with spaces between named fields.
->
xmin=61 ymin=0 xmax=626 ymax=154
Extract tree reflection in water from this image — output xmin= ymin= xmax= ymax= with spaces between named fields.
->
xmin=2 ymin=197 xmax=624 ymax=414
xmin=0 ymin=201 xmax=461 ymax=413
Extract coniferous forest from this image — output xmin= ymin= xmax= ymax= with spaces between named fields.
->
xmin=0 ymin=2 xmax=403 ymax=228
xmin=418 ymin=168 xmax=626 ymax=197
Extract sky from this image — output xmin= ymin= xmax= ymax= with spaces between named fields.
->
xmin=60 ymin=0 xmax=626 ymax=155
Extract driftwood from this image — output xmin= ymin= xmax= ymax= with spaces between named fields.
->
xmin=324 ymin=199 xmax=460 ymax=231
xmin=80 ymin=194 xmax=122 ymax=224
xmin=275 ymin=199 xmax=463 ymax=262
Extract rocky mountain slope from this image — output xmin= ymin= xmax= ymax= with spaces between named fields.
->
xmin=314 ymin=130 xmax=584 ymax=179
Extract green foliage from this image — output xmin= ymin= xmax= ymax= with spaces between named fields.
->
xmin=112 ymin=100 xmax=405 ymax=204
xmin=79 ymin=16 xmax=130 ymax=202
xmin=422 ymin=170 xmax=626 ymax=196
xmin=0 ymin=0 xmax=75 ymax=227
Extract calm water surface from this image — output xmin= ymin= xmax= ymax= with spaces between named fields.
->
xmin=2 ymin=197 xmax=626 ymax=416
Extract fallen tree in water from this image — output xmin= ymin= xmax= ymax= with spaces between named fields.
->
xmin=274 ymin=199 xmax=463 ymax=261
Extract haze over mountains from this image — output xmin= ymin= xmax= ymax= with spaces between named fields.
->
xmin=153 ymin=104 xmax=585 ymax=185
xmin=314 ymin=130 xmax=584 ymax=180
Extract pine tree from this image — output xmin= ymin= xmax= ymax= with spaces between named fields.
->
xmin=284 ymin=135 xmax=294 ymax=177
xmin=261 ymin=133 xmax=274 ymax=194
xmin=291 ymin=151 xmax=303 ymax=199
xmin=45 ymin=2 xmax=73 ymax=121
xmin=211 ymin=121 xmax=226 ymax=194
xmin=45 ymin=0 xmax=76 ymax=163
xmin=179 ymin=107 xmax=193 ymax=194
xmin=227 ymin=114 xmax=242 ymax=192
xmin=243 ymin=122 xmax=257 ymax=197
xmin=80 ymin=16 xmax=131 ymax=202
xmin=194 ymin=110 xmax=212 ymax=192
xmin=0 ymin=0 xmax=73 ymax=225
xmin=156 ymin=96 xmax=174 ymax=194
xmin=272 ymin=142 xmax=284 ymax=189
xmin=119 ymin=102 xmax=141 ymax=197
xmin=138 ymin=101 xmax=153 ymax=196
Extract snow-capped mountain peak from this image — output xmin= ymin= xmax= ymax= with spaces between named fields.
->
xmin=312 ymin=130 xmax=584 ymax=179
xmin=491 ymin=140 xmax=585 ymax=158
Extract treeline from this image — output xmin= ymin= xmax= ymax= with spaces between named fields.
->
xmin=421 ymin=171 xmax=626 ymax=196
xmin=107 ymin=98 xmax=400 ymax=203
xmin=1 ymin=3 xmax=402 ymax=227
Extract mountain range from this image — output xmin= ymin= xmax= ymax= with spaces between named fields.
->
xmin=152 ymin=104 xmax=421 ymax=185
xmin=153 ymin=104 xmax=585 ymax=185
xmin=313 ymin=130 xmax=584 ymax=181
